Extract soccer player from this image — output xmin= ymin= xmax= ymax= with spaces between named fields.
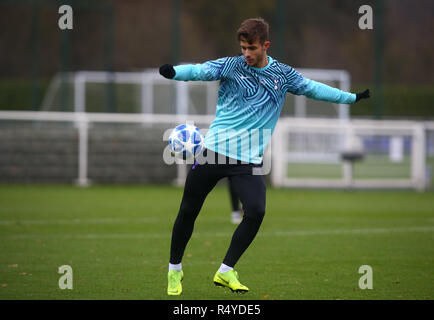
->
xmin=160 ymin=18 xmax=370 ymax=295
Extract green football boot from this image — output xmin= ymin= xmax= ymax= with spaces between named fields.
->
xmin=167 ymin=270 xmax=184 ymax=296
xmin=213 ymin=269 xmax=249 ymax=293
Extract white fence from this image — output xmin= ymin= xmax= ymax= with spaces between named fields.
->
xmin=0 ymin=110 xmax=432 ymax=190
xmin=0 ymin=111 xmax=212 ymax=186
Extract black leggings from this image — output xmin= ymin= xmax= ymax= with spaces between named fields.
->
xmin=169 ymin=151 xmax=266 ymax=267
xmin=228 ymin=176 xmax=241 ymax=212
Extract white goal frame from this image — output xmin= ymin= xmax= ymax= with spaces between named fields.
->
xmin=271 ymin=117 xmax=428 ymax=191
xmin=41 ymin=68 xmax=351 ymax=119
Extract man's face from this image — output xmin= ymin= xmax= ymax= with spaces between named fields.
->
xmin=240 ymin=37 xmax=270 ymax=68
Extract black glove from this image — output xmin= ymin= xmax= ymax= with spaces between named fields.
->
xmin=355 ymin=89 xmax=370 ymax=102
xmin=159 ymin=64 xmax=175 ymax=79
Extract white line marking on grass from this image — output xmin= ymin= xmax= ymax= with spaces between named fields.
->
xmin=3 ymin=226 xmax=434 ymax=240
xmin=270 ymin=226 xmax=434 ymax=237
xmin=0 ymin=217 xmax=163 ymax=226
xmin=0 ymin=217 xmax=432 ymax=226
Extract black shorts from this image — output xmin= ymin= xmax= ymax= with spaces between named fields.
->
xmin=193 ymin=148 xmax=263 ymax=170
xmin=181 ymin=149 xmax=266 ymax=219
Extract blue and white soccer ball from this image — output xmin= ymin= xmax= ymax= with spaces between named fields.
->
xmin=168 ymin=124 xmax=204 ymax=160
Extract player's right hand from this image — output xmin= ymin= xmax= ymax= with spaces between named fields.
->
xmin=159 ymin=64 xmax=176 ymax=79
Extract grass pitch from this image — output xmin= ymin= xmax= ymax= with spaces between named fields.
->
xmin=0 ymin=184 xmax=433 ymax=300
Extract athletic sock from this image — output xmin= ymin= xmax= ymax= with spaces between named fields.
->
xmin=169 ymin=263 xmax=182 ymax=272
xmin=218 ymin=263 xmax=233 ymax=273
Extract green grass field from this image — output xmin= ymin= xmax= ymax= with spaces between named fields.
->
xmin=0 ymin=184 xmax=433 ymax=300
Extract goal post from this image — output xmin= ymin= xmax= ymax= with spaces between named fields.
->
xmin=271 ymin=117 xmax=428 ymax=190
xmin=41 ymin=68 xmax=349 ymax=119
xmin=41 ymin=70 xmax=219 ymax=116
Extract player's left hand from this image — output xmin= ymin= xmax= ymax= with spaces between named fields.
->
xmin=355 ymin=89 xmax=370 ymax=102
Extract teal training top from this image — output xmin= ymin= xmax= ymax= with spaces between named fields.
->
xmin=172 ymin=55 xmax=356 ymax=164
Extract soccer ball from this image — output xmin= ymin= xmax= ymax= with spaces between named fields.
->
xmin=168 ymin=124 xmax=204 ymax=160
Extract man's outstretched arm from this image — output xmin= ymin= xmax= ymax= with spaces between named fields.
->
xmin=299 ymin=78 xmax=370 ymax=104
xmin=159 ymin=64 xmax=204 ymax=81
xmin=160 ymin=58 xmax=230 ymax=82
